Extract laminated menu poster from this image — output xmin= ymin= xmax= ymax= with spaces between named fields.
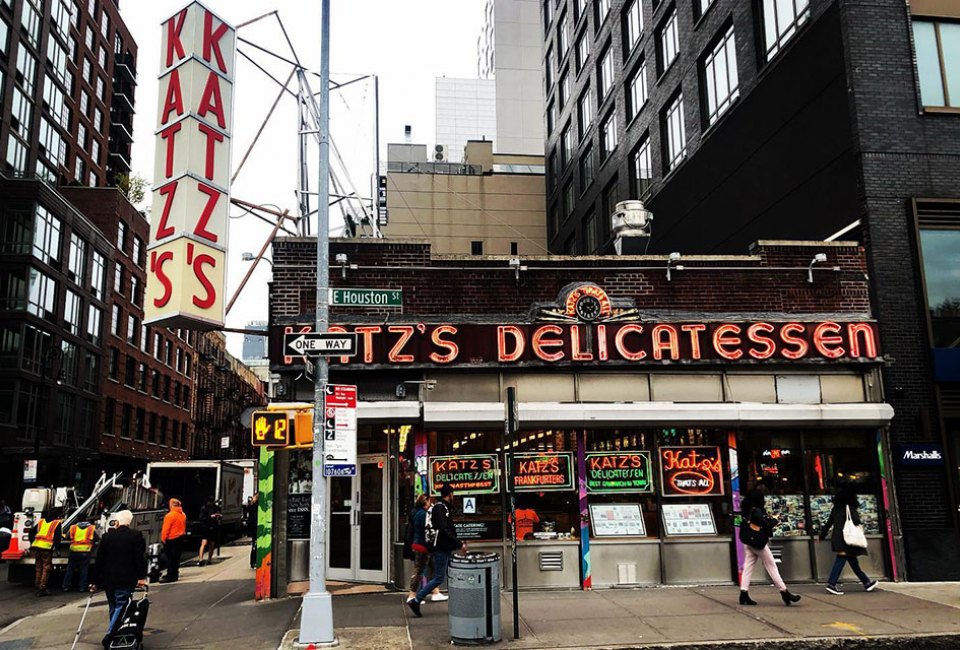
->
xmin=429 ymin=454 xmax=500 ymax=495
xmin=661 ymin=503 xmax=717 ymax=536
xmin=589 ymin=503 xmax=647 ymax=537
xmin=585 ymin=452 xmax=654 ymax=494
xmin=509 ymin=452 xmax=576 ymax=492
xmin=286 ymin=493 xmax=311 ymax=540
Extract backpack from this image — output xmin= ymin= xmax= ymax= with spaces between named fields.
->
xmin=424 ymin=503 xmax=440 ymax=548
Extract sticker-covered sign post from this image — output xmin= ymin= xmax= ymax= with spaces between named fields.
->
xmin=145 ymin=2 xmax=236 ymax=329
xmin=322 ymin=385 xmax=357 ymax=477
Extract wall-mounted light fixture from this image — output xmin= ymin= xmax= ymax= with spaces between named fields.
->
xmin=395 ymin=379 xmax=437 ymax=398
xmin=666 ymin=252 xmax=683 ymax=282
xmin=508 ymin=257 xmax=525 ymax=282
xmin=807 ymin=253 xmax=827 ymax=283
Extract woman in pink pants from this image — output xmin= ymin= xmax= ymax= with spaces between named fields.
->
xmin=738 ymin=489 xmax=802 ymax=606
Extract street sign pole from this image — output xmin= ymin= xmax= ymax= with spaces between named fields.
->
xmin=299 ymin=0 xmax=335 ymax=643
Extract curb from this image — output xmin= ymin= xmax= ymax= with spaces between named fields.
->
xmin=588 ymin=633 xmax=960 ymax=650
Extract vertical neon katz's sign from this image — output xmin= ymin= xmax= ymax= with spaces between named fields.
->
xmin=144 ymin=2 xmax=236 ymax=329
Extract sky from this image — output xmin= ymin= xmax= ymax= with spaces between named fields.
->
xmin=121 ymin=0 xmax=486 ymax=356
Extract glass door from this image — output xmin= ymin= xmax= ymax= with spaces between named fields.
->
xmin=325 ymin=455 xmax=388 ymax=582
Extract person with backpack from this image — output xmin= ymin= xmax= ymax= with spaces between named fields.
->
xmin=404 ymin=493 xmax=443 ymax=602
xmin=819 ymin=483 xmax=878 ymax=595
xmin=738 ymin=489 xmax=801 ymax=606
xmin=407 ymin=484 xmax=466 ymax=617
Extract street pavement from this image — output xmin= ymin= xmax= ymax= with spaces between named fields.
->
xmin=0 ymin=542 xmax=299 ymax=649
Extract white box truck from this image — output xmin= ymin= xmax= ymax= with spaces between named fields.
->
xmin=145 ymin=461 xmax=245 ymax=537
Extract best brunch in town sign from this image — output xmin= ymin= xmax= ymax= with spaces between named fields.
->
xmin=145 ymin=2 xmax=236 ymax=329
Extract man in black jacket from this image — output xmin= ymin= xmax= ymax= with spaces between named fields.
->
xmin=93 ymin=510 xmax=147 ymax=643
xmin=407 ymin=483 xmax=466 ymax=617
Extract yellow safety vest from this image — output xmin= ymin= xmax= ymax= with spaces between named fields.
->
xmin=31 ymin=518 xmax=62 ymax=550
xmin=69 ymin=524 xmax=95 ymax=553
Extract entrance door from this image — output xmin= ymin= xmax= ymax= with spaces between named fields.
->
xmin=326 ymin=455 xmax=388 ymax=582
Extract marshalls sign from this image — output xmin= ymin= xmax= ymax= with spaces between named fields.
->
xmin=145 ymin=2 xmax=236 ymax=329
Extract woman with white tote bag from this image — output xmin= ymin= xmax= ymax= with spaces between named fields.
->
xmin=818 ymin=483 xmax=878 ymax=595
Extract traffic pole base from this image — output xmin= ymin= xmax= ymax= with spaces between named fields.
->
xmin=295 ymin=591 xmax=337 ymax=648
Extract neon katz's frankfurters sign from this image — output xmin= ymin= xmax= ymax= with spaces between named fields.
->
xmin=273 ymin=320 xmax=879 ymax=368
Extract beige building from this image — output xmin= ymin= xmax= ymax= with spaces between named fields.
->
xmin=383 ymin=140 xmax=547 ymax=256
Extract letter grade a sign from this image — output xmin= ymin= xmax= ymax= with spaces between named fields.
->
xmin=145 ymin=2 xmax=236 ymax=330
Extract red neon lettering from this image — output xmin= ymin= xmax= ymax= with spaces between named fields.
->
xmin=327 ymin=325 xmax=351 ymax=364
xmin=713 ymin=324 xmax=743 ymax=360
xmin=160 ymin=122 xmax=182 ymax=179
xmin=197 ymin=72 xmax=227 ymax=129
xmin=681 ymin=324 xmax=706 ymax=359
xmin=354 ymin=325 xmax=382 ymax=364
xmin=387 ymin=326 xmax=415 ymax=363
xmin=813 ymin=322 xmax=845 ymax=359
xmin=155 ymin=182 xmax=178 ymax=239
xmin=186 ymin=243 xmax=217 ymax=309
xmin=194 ymin=183 xmax=221 ymax=243
xmin=746 ymin=322 xmax=776 ymax=360
xmin=597 ymin=324 xmax=609 ymax=361
xmin=570 ymin=325 xmax=593 ymax=361
xmin=203 ymin=11 xmax=230 ymax=74
xmin=651 ymin=324 xmax=679 ymax=360
xmin=160 ymin=69 xmax=184 ymax=125
xmin=165 ymin=9 xmax=187 ymax=67
xmin=497 ymin=325 xmax=525 ymax=362
xmin=531 ymin=325 xmax=564 ymax=362
xmin=150 ymin=250 xmax=174 ymax=308
xmin=429 ymin=325 xmax=459 ymax=363
xmin=780 ymin=323 xmax=809 ymax=360
xmin=614 ymin=324 xmax=646 ymax=361
xmin=197 ymin=122 xmax=224 ymax=181
xmin=847 ymin=323 xmax=878 ymax=358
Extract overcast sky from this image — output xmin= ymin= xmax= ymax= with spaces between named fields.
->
xmin=122 ymin=0 xmax=485 ymax=356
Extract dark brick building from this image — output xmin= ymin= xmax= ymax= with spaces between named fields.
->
xmin=543 ymin=0 xmax=960 ymax=579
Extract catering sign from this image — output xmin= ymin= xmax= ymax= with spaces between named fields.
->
xmin=429 ymin=455 xmax=499 ymax=495
xmin=509 ymin=452 xmax=575 ymax=492
xmin=145 ymin=2 xmax=236 ymax=329
xmin=585 ymin=452 xmax=653 ymax=494
xmin=660 ymin=446 xmax=725 ymax=497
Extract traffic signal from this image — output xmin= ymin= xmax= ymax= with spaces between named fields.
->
xmin=251 ymin=411 xmax=289 ymax=447
xmin=294 ymin=410 xmax=314 ymax=446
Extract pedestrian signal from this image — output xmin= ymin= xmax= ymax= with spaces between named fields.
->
xmin=294 ymin=410 xmax=314 ymax=446
xmin=251 ymin=411 xmax=290 ymax=446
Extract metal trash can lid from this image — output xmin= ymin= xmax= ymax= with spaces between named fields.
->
xmin=451 ymin=551 xmax=499 ymax=564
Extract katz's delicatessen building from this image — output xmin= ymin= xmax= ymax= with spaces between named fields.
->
xmin=262 ymin=238 xmax=898 ymax=596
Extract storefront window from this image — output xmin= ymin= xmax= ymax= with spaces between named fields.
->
xmin=806 ymin=430 xmax=880 ymax=535
xmin=739 ymin=431 xmax=807 ymax=537
xmin=586 ymin=428 xmax=659 ymax=538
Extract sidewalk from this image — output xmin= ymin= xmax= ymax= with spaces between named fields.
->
xmin=286 ymin=582 xmax=960 ymax=650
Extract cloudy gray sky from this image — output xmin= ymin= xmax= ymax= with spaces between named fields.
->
xmin=123 ymin=0 xmax=485 ymax=355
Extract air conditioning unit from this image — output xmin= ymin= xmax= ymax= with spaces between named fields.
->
xmin=433 ymin=144 xmax=448 ymax=162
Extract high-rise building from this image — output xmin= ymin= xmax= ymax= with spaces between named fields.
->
xmin=435 ymin=77 xmax=496 ymax=163
xmin=0 ymin=0 xmax=137 ymax=186
xmin=242 ymin=321 xmax=268 ymax=363
xmin=543 ymin=0 xmax=960 ymax=579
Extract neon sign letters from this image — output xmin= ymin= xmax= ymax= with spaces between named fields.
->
xmin=509 ymin=452 xmax=575 ymax=492
xmin=429 ymin=455 xmax=499 ymax=495
xmin=660 ymin=447 xmax=725 ymax=497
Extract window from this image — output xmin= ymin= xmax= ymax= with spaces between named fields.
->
xmin=79 ymin=91 xmax=89 ymax=117
xmin=154 ymin=332 xmax=163 ymax=359
xmin=761 ymin=0 xmax=809 ymax=61
xmin=114 ymin=261 xmax=123 ymax=294
xmin=6 ymin=136 xmax=28 ymax=173
xmin=602 ymin=179 xmax=618 ymax=237
xmin=584 ymin=211 xmax=599 ymax=253
xmin=631 ymin=137 xmax=653 ymax=198
xmin=627 ymin=59 xmax=648 ymax=119
xmin=185 ymin=354 xmax=192 ymax=377
xmin=917 ymin=207 xmax=960 ymax=348
xmin=471 ymin=240 xmax=483 ymax=255
xmin=11 ymin=88 xmax=33 ymax=141
xmin=702 ymin=25 xmax=740 ymax=125
xmin=0 ymin=269 xmax=26 ymax=311
xmin=68 ymin=234 xmax=86 ymax=283
xmin=33 ymin=206 xmax=62 ymax=265
xmin=100 ymin=12 xmax=109 ymax=39
xmin=913 ymin=20 xmax=960 ymax=109
xmin=94 ymin=108 xmax=103 ymax=132
xmin=0 ymin=18 xmax=9 ymax=58
xmin=543 ymin=0 xmax=553 ymax=33
xmin=598 ymin=47 xmax=614 ymax=99
xmin=657 ymin=8 xmax=680 ymax=73
xmin=547 ymin=101 xmax=556 ymax=135
xmin=600 ymin=112 xmax=618 ymax=160
xmin=575 ymin=31 xmax=590 ymax=73
xmin=39 ymin=118 xmax=66 ymax=166
xmin=82 ymin=351 xmax=98 ymax=392
xmin=564 ymin=181 xmax=576 ymax=218
xmin=510 ymin=242 xmax=519 ymax=256
xmin=60 ymin=340 xmax=78 ymax=387
xmin=120 ymin=403 xmax=132 ymax=438
xmin=108 ymin=347 xmax=119 ymax=380
xmin=696 ymin=0 xmax=716 ymax=19
xmin=663 ymin=92 xmax=687 ymax=171
xmin=580 ymin=146 xmax=595 ymax=192
xmin=557 ymin=11 xmax=569 ymax=58
xmin=21 ymin=324 xmax=52 ymax=375
xmin=117 ymin=220 xmax=127 ymax=252
xmin=148 ymin=413 xmax=157 ymax=444
xmin=141 ymin=325 xmax=149 ymax=353
xmin=127 ymin=314 xmax=138 ymax=345
xmin=163 ymin=375 xmax=171 ymax=401
xmin=624 ymin=0 xmax=643 ymax=52
xmin=111 ymin=304 xmax=121 ymax=336
xmin=560 ymin=123 xmax=572 ymax=167
xmin=91 ymin=139 xmax=100 ymax=166
xmin=43 ymin=75 xmax=68 ymax=128
xmin=559 ymin=69 xmax=570 ymax=107
xmin=596 ymin=0 xmax=611 ymax=26
xmin=578 ymin=89 xmax=593 ymax=138
xmin=27 ymin=269 xmax=57 ymax=320
xmin=87 ymin=305 xmax=102 ymax=344
xmin=21 ymin=4 xmax=41 ymax=49
xmin=64 ymin=290 xmax=82 ymax=335
xmin=124 ymin=355 xmax=135 ymax=387
xmin=130 ymin=275 xmax=140 ymax=307
xmin=545 ymin=49 xmax=554 ymax=92
xmin=176 ymin=347 xmax=184 ymax=373
xmin=0 ymin=208 xmax=32 ymax=255
xmin=133 ymin=237 xmax=144 ymax=266
xmin=91 ymin=252 xmax=106 ymax=300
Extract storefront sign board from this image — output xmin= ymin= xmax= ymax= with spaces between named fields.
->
xmin=589 ymin=504 xmax=646 ymax=537
xmin=894 ymin=444 xmax=944 ymax=467
xmin=661 ymin=503 xmax=717 ymax=536
xmin=660 ymin=446 xmax=725 ymax=497
xmin=323 ymin=384 xmax=357 ymax=477
xmin=23 ymin=460 xmax=37 ymax=483
xmin=509 ymin=452 xmax=576 ymax=492
xmin=286 ymin=492 xmax=310 ymax=540
xmin=585 ymin=452 xmax=653 ymax=494
xmin=455 ymin=519 xmax=503 ymax=541
xmin=429 ymin=454 xmax=499 ymax=495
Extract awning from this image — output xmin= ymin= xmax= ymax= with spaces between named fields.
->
xmin=357 ymin=401 xmax=420 ymax=421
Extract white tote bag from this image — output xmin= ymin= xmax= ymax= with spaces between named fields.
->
xmin=842 ymin=505 xmax=868 ymax=549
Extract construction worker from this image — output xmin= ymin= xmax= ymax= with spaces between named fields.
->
xmin=28 ymin=509 xmax=63 ymax=597
xmin=159 ymin=498 xmax=186 ymax=583
xmin=62 ymin=519 xmax=97 ymax=592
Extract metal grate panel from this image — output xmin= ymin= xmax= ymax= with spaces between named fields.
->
xmin=539 ymin=551 xmax=563 ymax=571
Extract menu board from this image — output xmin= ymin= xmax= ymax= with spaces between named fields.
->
xmin=661 ymin=503 xmax=717 ymax=536
xmin=585 ymin=452 xmax=654 ymax=494
xmin=509 ymin=452 xmax=575 ymax=492
xmin=429 ymin=454 xmax=499 ymax=495
xmin=589 ymin=504 xmax=647 ymax=537
xmin=455 ymin=519 xmax=503 ymax=541
xmin=286 ymin=493 xmax=311 ymax=540
xmin=660 ymin=446 xmax=725 ymax=497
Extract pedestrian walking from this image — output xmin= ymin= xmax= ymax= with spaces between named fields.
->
xmin=407 ymin=484 xmax=466 ymax=617
xmin=0 ymin=498 xmax=13 ymax=530
xmin=197 ymin=497 xmax=222 ymax=567
xmin=819 ymin=483 xmax=878 ymax=595
xmin=62 ymin=519 xmax=97 ymax=592
xmin=28 ymin=508 xmax=63 ymax=597
xmin=159 ymin=498 xmax=186 ymax=583
xmin=246 ymin=493 xmax=259 ymax=569
xmin=92 ymin=509 xmax=147 ymax=644
xmin=405 ymin=494 xmax=444 ymax=603
xmin=738 ymin=489 xmax=802 ymax=606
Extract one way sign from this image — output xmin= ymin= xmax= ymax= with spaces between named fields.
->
xmin=285 ymin=332 xmax=358 ymax=357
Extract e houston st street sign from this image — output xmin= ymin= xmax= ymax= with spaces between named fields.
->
xmin=329 ymin=287 xmax=402 ymax=307
xmin=285 ymin=332 xmax=358 ymax=357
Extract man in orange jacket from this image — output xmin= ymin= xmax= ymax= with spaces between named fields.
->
xmin=160 ymin=498 xmax=186 ymax=583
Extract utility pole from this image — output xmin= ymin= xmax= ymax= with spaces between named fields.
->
xmin=298 ymin=0 xmax=335 ymax=644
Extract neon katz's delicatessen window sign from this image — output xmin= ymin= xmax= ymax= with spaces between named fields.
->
xmin=272 ymin=283 xmax=880 ymax=368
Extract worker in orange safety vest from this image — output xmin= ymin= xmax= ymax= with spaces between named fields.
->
xmin=62 ymin=520 xmax=97 ymax=592
xmin=29 ymin=511 xmax=63 ymax=597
